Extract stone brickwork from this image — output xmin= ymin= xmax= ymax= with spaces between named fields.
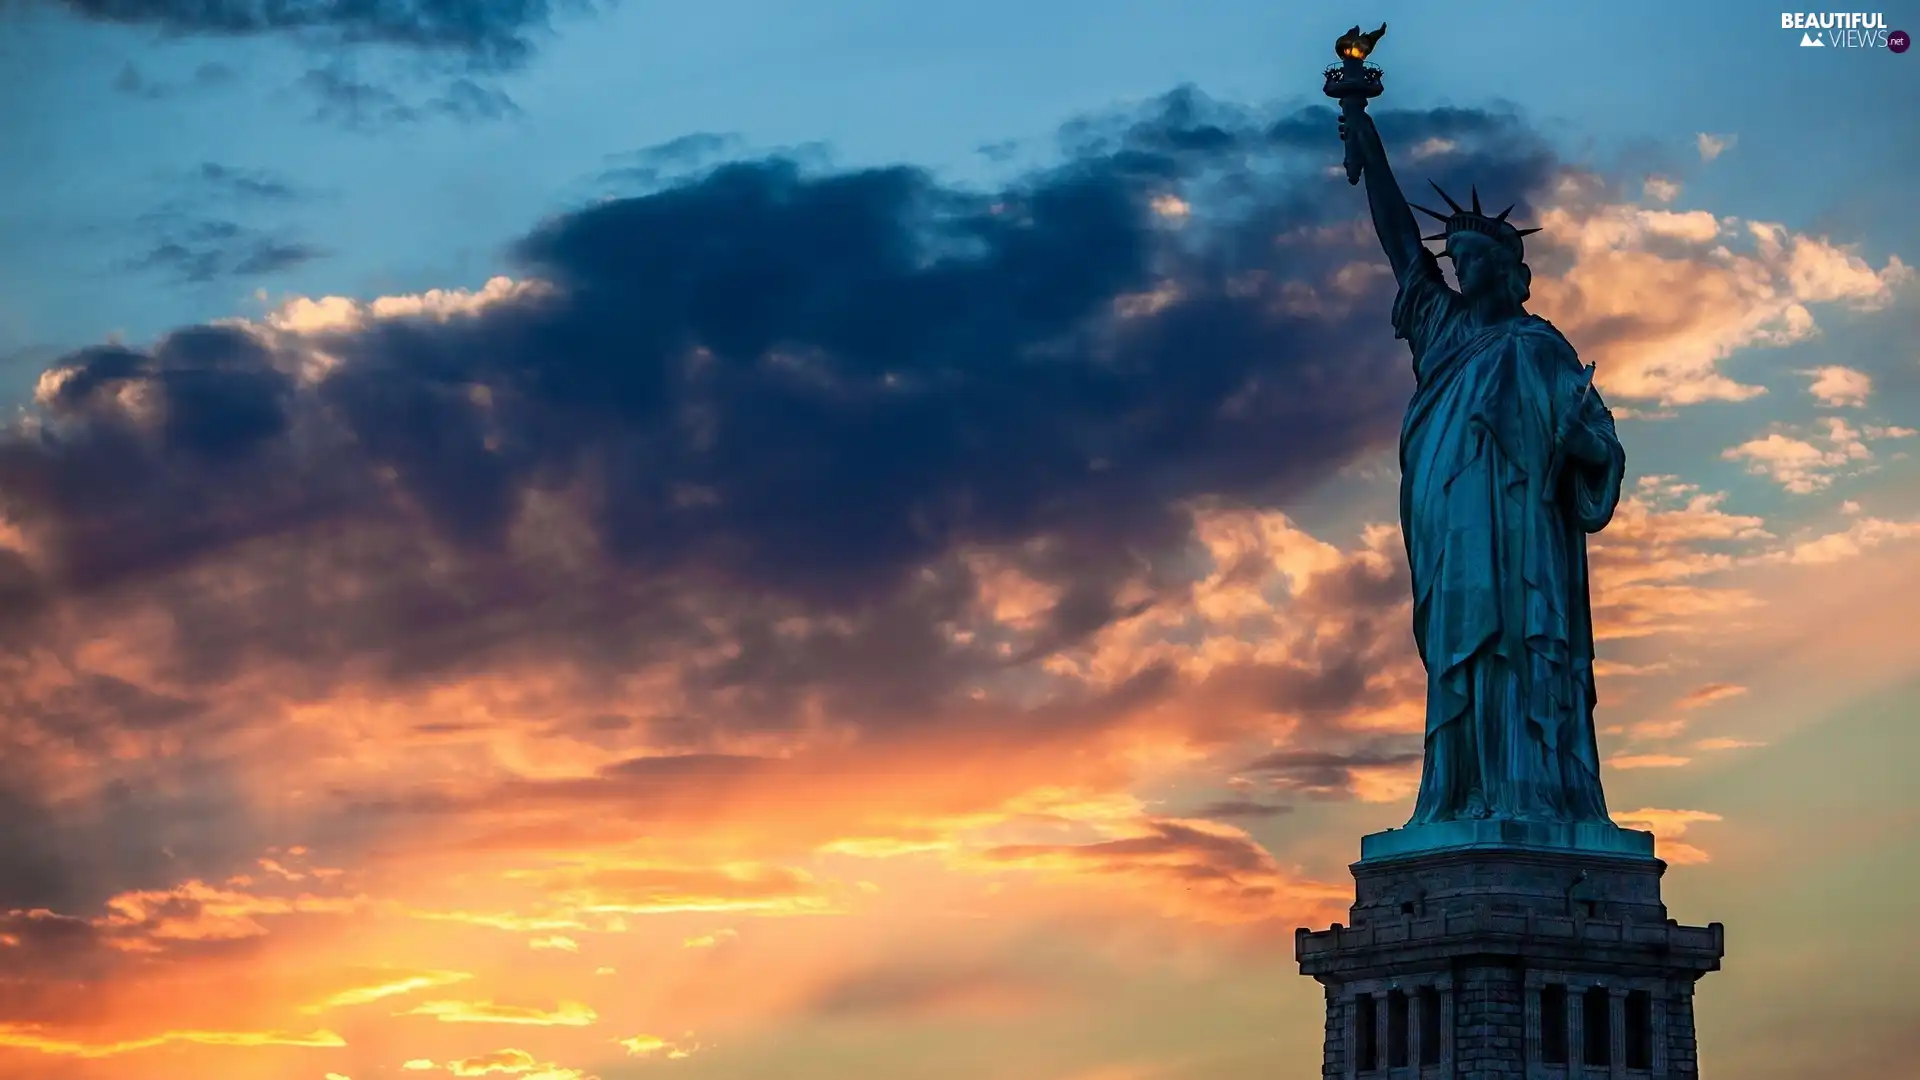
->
xmin=1322 ymin=987 xmax=1347 ymax=1080
xmin=1665 ymin=983 xmax=1699 ymax=1079
xmin=1451 ymin=962 xmax=1526 ymax=1079
xmin=1296 ymin=838 xmax=1722 ymax=1079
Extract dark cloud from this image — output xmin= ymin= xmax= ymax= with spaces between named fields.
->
xmin=300 ymin=62 xmax=422 ymax=129
xmin=9 ymin=90 xmax=1563 ymax=688
xmin=0 ymin=754 xmax=272 ymax=912
xmin=986 ymin=818 xmax=1278 ymax=882
xmin=111 ymin=60 xmax=237 ymax=99
xmin=975 ymin=817 xmax=1326 ymax=926
xmin=127 ymin=219 xmax=325 ymax=283
xmin=0 ymin=91 xmax=1561 ymax=896
xmin=599 ymin=133 xmax=750 ymax=192
xmin=104 ymin=163 xmax=320 ymax=284
xmin=0 ymin=779 xmax=73 ymax=911
xmin=300 ymin=62 xmax=520 ymax=129
xmin=976 ymin=139 xmax=1024 ymax=165
xmin=195 ymin=162 xmax=301 ymax=202
xmin=1241 ymin=741 xmax=1424 ymax=800
xmin=53 ymin=0 xmax=562 ymax=71
xmin=123 ymin=166 xmax=320 ymax=281
xmin=1195 ymin=799 xmax=1294 ymax=820
xmin=146 ymin=235 xmax=316 ymax=280
xmin=0 ymin=908 xmax=123 ymax=1026
xmin=431 ymin=76 xmax=521 ymax=124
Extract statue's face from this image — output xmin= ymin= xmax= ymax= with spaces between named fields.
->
xmin=1446 ymin=232 xmax=1513 ymax=301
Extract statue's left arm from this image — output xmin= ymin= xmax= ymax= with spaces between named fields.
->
xmin=1556 ymin=370 xmax=1625 ymax=533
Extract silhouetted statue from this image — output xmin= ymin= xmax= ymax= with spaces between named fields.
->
xmin=1338 ymin=77 xmax=1624 ymax=826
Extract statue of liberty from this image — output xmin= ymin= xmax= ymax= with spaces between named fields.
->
xmin=1339 ymin=95 xmax=1625 ymax=827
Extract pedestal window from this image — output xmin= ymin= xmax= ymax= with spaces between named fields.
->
xmin=1626 ymin=989 xmax=1653 ymax=1069
xmin=1540 ymin=983 xmax=1569 ymax=1064
xmin=1582 ymin=986 xmax=1612 ymax=1067
xmin=1417 ymin=986 xmax=1441 ymax=1066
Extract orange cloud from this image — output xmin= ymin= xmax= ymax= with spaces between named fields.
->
xmin=1529 ymin=181 xmax=1910 ymax=406
xmin=397 ymin=1047 xmax=601 ymax=1079
xmin=445 ymin=1048 xmax=539 ymax=1074
xmin=304 ymin=970 xmax=474 ymax=1012
xmin=1802 ymin=365 xmax=1873 ymax=407
xmin=1608 ymin=753 xmax=1692 ymax=770
xmin=969 ymin=817 xmax=1346 ymax=929
xmin=0 ymin=1023 xmax=345 ymax=1059
xmin=1776 ymin=516 xmax=1920 ymax=565
xmin=1613 ymin=808 xmax=1724 ymax=865
xmin=1642 ymin=176 xmax=1681 ymax=203
xmin=618 ymin=1034 xmax=695 ymax=1059
xmin=402 ymin=910 xmax=590 ymax=934
xmin=93 ymin=878 xmax=365 ymax=948
xmin=398 ymin=1001 xmax=598 ymax=1027
xmin=1693 ymin=737 xmax=1765 ymax=751
xmin=1588 ymin=477 xmax=1771 ymax=640
xmin=509 ymin=862 xmax=840 ymax=918
xmin=1677 ymin=683 xmax=1749 ymax=709
xmin=1722 ymin=418 xmax=1900 ymax=494
xmin=259 ymin=276 xmax=551 ymax=338
xmin=1628 ymin=682 xmax=1751 ymax=741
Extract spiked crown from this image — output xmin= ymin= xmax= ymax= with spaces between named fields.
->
xmin=1410 ymin=181 xmax=1541 ymax=259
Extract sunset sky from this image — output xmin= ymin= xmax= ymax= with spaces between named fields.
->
xmin=1 ymin=1 xmax=1917 ymax=1078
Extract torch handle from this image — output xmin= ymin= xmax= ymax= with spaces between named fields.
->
xmin=1339 ymin=95 xmax=1370 ymax=186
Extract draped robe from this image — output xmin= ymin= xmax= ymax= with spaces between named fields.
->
xmin=1391 ymin=249 xmax=1623 ymax=825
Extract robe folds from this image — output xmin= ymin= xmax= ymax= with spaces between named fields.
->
xmin=1391 ymin=249 xmax=1623 ymax=825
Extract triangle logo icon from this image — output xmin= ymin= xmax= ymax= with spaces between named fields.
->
xmin=1800 ymin=31 xmax=1824 ymax=45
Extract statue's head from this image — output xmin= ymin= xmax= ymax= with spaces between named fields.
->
xmin=1446 ymin=231 xmax=1532 ymax=307
xmin=1411 ymin=182 xmax=1539 ymax=308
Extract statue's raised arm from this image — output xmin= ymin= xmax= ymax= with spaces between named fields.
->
xmin=1340 ymin=101 xmax=1427 ymax=282
xmin=1323 ymin=25 xmax=1424 ymax=282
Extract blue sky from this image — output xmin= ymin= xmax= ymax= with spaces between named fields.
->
xmin=3 ymin=0 xmax=1914 ymax=367
xmin=0 ymin=3 xmax=1916 ymax=1079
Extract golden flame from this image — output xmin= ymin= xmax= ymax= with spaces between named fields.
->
xmin=1333 ymin=23 xmax=1386 ymax=61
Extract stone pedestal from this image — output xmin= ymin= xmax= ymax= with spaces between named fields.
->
xmin=1296 ymin=825 xmax=1723 ymax=1079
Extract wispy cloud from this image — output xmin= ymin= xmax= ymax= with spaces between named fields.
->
xmin=47 ymin=0 xmax=568 ymax=71
xmin=1802 ymin=365 xmax=1873 ymax=407
xmin=111 ymin=61 xmax=237 ymax=100
xmin=304 ymin=970 xmax=474 ymax=1012
xmin=1613 ymin=807 xmax=1724 ymax=865
xmin=0 ymin=1024 xmax=344 ymax=1059
xmin=1724 ymin=417 xmax=1910 ymax=493
xmin=398 ymin=1000 xmax=598 ymax=1026
xmin=128 ymin=220 xmax=325 ymax=283
xmin=300 ymin=63 xmax=522 ymax=131
xmin=1696 ymin=132 xmax=1737 ymax=161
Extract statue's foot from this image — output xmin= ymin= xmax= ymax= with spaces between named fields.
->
xmin=1465 ymin=794 xmax=1491 ymax=819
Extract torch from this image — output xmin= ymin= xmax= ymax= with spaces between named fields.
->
xmin=1323 ymin=23 xmax=1386 ymax=185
